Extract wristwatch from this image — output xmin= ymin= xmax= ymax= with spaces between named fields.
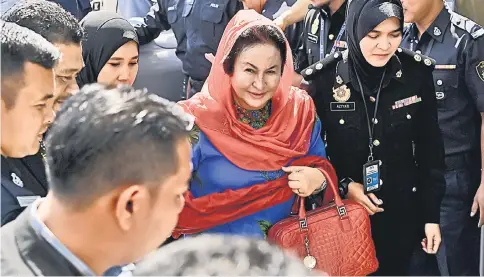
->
xmin=312 ymin=178 xmax=327 ymax=195
xmin=339 ymin=177 xmax=354 ymax=197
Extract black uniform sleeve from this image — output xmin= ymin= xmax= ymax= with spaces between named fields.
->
xmin=135 ymin=0 xmax=171 ymax=45
xmin=464 ymin=36 xmax=484 ymax=112
xmin=1 ymin=183 xmax=23 ymax=226
xmin=413 ymin=66 xmax=446 ymax=224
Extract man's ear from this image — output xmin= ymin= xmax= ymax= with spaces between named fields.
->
xmin=114 ymin=185 xmax=149 ymax=231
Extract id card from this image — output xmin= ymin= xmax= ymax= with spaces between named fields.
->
xmin=363 ymin=160 xmax=382 ymax=194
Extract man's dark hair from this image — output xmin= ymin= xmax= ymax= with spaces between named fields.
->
xmin=1 ymin=21 xmax=61 ymax=109
xmin=45 ymin=84 xmax=193 ymax=206
xmin=223 ymin=24 xmax=287 ymax=75
xmin=2 ymin=0 xmax=84 ymax=44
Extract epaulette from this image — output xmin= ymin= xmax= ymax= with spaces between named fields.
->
xmin=301 ymin=51 xmax=344 ymax=81
xmin=395 ymin=47 xmax=436 ymax=69
xmin=450 ymin=11 xmax=484 ymax=39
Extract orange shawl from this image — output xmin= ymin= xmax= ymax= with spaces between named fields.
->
xmin=178 ymin=10 xmax=316 ymax=171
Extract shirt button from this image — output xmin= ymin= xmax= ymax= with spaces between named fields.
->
xmin=412 ymin=187 xmax=417 ymax=192
xmin=437 ymin=80 xmax=443 ymax=86
xmin=329 ymin=34 xmax=335 ymax=40
xmin=406 ymin=114 xmax=412 ymax=120
xmin=339 ymin=119 xmax=345 ymax=125
xmin=373 ymin=140 xmax=380 ymax=146
xmin=369 ymin=96 xmax=376 ymax=102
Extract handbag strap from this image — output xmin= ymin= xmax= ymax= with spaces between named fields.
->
xmin=294 ymin=160 xmax=349 ymax=223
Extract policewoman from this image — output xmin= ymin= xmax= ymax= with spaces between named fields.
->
xmin=302 ymin=0 xmax=446 ymax=275
xmin=401 ymin=0 xmax=484 ymax=274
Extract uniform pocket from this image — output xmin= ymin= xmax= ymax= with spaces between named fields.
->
xmin=433 ymin=69 xmax=459 ymax=110
xmin=200 ymin=2 xmax=225 ymax=24
xmin=199 ymin=1 xmax=227 ymax=49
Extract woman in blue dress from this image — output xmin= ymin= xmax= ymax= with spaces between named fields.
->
xmin=174 ymin=10 xmax=331 ymax=239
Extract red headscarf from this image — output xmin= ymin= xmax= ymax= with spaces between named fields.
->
xmin=178 ymin=10 xmax=316 ymax=171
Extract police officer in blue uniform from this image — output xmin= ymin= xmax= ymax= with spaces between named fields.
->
xmin=401 ymin=0 xmax=484 ymax=275
xmin=295 ymin=0 xmax=347 ymax=80
xmin=134 ymin=0 xmax=189 ymax=99
xmin=184 ymin=0 xmax=243 ymax=96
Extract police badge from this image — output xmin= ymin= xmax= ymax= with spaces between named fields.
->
xmin=476 ymin=61 xmax=484 ymax=82
xmin=333 ymin=85 xmax=351 ymax=102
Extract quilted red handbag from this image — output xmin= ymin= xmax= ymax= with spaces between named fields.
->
xmin=267 ymin=162 xmax=379 ymax=276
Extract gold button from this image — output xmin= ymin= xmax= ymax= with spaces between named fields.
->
xmin=372 ymin=118 xmax=378 ymax=124
xmin=412 ymin=187 xmax=417 ymax=192
xmin=373 ymin=140 xmax=380 ymax=146
xmin=329 ymin=34 xmax=335 ymax=40
xmin=339 ymin=119 xmax=345 ymax=125
xmin=406 ymin=114 xmax=412 ymax=120
xmin=369 ymin=96 xmax=376 ymax=102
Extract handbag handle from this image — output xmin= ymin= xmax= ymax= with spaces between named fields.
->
xmin=294 ymin=161 xmax=348 ymax=221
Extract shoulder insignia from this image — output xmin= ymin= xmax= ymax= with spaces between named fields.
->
xmin=396 ymin=47 xmax=436 ymax=69
xmin=450 ymin=11 xmax=484 ymax=39
xmin=302 ymin=51 xmax=344 ymax=81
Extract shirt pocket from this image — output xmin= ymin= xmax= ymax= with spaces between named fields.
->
xmin=388 ymin=104 xmax=418 ymax=146
xmin=433 ymin=69 xmax=459 ymax=110
xmin=200 ymin=1 xmax=227 ymax=47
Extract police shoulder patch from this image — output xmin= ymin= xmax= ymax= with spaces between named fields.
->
xmin=476 ymin=61 xmax=484 ymax=82
xmin=450 ymin=12 xmax=484 ymax=39
xmin=301 ymin=51 xmax=344 ymax=81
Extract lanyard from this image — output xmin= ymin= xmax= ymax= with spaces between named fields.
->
xmin=319 ymin=16 xmax=347 ymax=60
xmin=354 ymin=68 xmax=387 ymax=161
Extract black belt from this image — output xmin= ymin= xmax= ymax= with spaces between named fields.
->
xmin=445 ymin=151 xmax=480 ymax=171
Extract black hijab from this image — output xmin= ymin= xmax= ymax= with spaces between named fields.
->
xmin=76 ymin=11 xmax=139 ymax=87
xmin=346 ymin=0 xmax=403 ymax=93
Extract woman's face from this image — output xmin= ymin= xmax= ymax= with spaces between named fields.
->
xmin=359 ymin=17 xmax=402 ymax=67
xmin=97 ymin=41 xmax=139 ymax=87
xmin=231 ymin=43 xmax=283 ymax=110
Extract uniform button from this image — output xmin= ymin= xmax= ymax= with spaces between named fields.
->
xmin=412 ymin=187 xmax=417 ymax=192
xmin=369 ymin=96 xmax=376 ymax=102
xmin=437 ymin=80 xmax=443 ymax=86
xmin=325 ymin=54 xmax=330 ymax=58
xmin=416 ymin=50 xmax=422 ymax=54
xmin=329 ymin=34 xmax=334 ymax=40
xmin=372 ymin=118 xmax=378 ymax=124
xmin=406 ymin=114 xmax=412 ymax=120
xmin=373 ymin=140 xmax=380 ymax=146
xmin=339 ymin=119 xmax=345 ymax=125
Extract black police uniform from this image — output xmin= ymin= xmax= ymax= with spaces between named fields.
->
xmin=302 ymin=49 xmax=446 ymax=275
xmin=401 ymin=7 xmax=484 ymax=276
xmin=184 ymin=0 xmax=243 ymax=95
xmin=1 ymin=154 xmax=48 ymax=226
xmin=295 ymin=1 xmax=347 ymax=74
xmin=135 ymin=0 xmax=189 ymax=99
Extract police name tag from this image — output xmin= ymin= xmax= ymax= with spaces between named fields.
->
xmin=363 ymin=160 xmax=382 ymax=194
xmin=17 ymin=195 xmax=40 ymax=207
xmin=330 ymin=102 xmax=355 ymax=111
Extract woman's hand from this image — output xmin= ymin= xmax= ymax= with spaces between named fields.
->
xmin=347 ymin=182 xmax=384 ymax=215
xmin=421 ymin=223 xmax=441 ymax=254
xmin=282 ymin=166 xmax=326 ymax=197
